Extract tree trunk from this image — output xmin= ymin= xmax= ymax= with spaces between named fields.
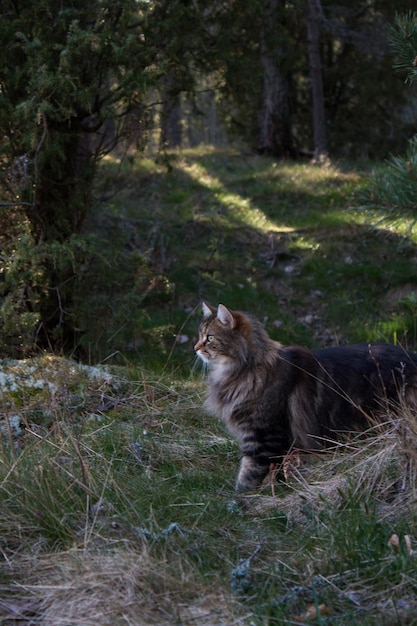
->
xmin=305 ymin=0 xmax=328 ymax=162
xmin=24 ymin=123 xmax=95 ymax=244
xmin=160 ymin=72 xmax=182 ymax=148
xmin=258 ymin=0 xmax=295 ymax=158
xmin=22 ymin=124 xmax=97 ymax=351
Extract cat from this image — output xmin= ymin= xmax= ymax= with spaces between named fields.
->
xmin=194 ymin=302 xmax=417 ymax=492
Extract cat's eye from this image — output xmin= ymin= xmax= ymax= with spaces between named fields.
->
xmin=207 ymin=335 xmax=214 ymax=342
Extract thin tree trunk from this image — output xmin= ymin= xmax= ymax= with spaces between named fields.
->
xmin=258 ymin=0 xmax=295 ymax=158
xmin=160 ymin=72 xmax=182 ymax=148
xmin=306 ymin=0 xmax=328 ymax=161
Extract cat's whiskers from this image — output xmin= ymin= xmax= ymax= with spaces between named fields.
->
xmin=192 ymin=354 xmax=208 ymax=379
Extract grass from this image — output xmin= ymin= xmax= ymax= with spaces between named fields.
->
xmin=2 ymin=147 xmax=417 ymax=624
xmin=83 ymin=146 xmax=417 ymax=370
xmin=2 ymin=359 xmax=417 ymax=624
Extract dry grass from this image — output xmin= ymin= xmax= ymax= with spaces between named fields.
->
xmin=0 ymin=358 xmax=244 ymax=625
xmin=241 ymin=408 xmax=417 ymax=622
xmin=253 ymin=409 xmax=417 ymax=522
xmin=1 ymin=547 xmax=245 ymax=625
xmin=2 ymin=357 xmax=417 ymax=624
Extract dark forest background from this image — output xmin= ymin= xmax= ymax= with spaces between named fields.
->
xmin=1 ymin=0 xmax=417 ymax=361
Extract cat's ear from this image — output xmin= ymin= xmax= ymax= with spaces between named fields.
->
xmin=217 ymin=304 xmax=236 ymax=328
xmin=202 ymin=302 xmax=215 ymax=319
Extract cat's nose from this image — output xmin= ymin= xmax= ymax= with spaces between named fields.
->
xmin=194 ymin=340 xmax=203 ymax=352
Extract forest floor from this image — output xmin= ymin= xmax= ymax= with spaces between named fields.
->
xmin=1 ymin=147 xmax=417 ymax=625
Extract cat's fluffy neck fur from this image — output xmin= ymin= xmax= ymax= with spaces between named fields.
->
xmin=202 ymin=306 xmax=281 ymax=421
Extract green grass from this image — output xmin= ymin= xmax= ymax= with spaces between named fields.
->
xmin=83 ymin=147 xmax=417 ymax=370
xmin=2 ymin=148 xmax=417 ymax=624
xmin=1 ymin=359 xmax=417 ymax=624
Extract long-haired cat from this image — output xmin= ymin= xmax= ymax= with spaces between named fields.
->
xmin=194 ymin=302 xmax=417 ymax=492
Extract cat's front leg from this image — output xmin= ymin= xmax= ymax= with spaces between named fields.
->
xmin=235 ymin=455 xmax=270 ymax=492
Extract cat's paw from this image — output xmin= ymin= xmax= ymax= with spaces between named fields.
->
xmin=235 ymin=477 xmax=259 ymax=493
xmin=235 ymin=457 xmax=269 ymax=492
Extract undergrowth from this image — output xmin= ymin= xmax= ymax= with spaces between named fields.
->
xmin=3 ymin=147 xmax=417 ymax=365
xmin=84 ymin=147 xmax=417 ymax=369
xmin=1 ymin=357 xmax=417 ymax=624
xmin=2 ymin=148 xmax=417 ymax=624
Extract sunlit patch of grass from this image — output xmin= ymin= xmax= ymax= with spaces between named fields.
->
xmin=87 ymin=146 xmax=417 ymax=367
xmin=178 ymin=158 xmax=283 ymax=232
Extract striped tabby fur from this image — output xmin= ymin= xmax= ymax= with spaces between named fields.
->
xmin=194 ymin=302 xmax=417 ymax=492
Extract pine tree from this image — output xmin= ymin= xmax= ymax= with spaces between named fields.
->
xmin=0 ymin=0 xmax=210 ymax=354
xmin=0 ymin=0 xmax=159 ymax=352
xmin=366 ymin=12 xmax=417 ymax=217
